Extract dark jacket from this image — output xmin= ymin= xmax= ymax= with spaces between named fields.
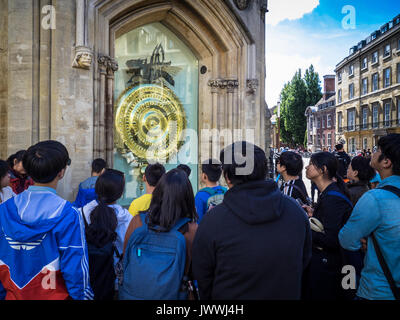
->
xmin=335 ymin=151 xmax=351 ymax=179
xmin=346 ymin=181 xmax=370 ymax=206
xmin=192 ymin=179 xmax=312 ymax=300
xmin=302 ymin=182 xmax=354 ymax=300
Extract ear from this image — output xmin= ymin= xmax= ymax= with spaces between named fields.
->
xmin=353 ymin=170 xmax=359 ymax=177
xmin=382 ymin=157 xmax=392 ymax=170
xmin=58 ymin=168 xmax=66 ymax=180
xmin=142 ymin=174 xmax=147 ymax=182
xmin=100 ymin=168 xmax=106 ymax=175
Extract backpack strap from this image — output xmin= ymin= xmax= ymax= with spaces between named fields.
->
xmin=199 ymin=187 xmax=217 ymax=196
xmin=81 ymin=206 xmax=89 ymax=229
xmin=370 ymin=233 xmax=400 ymax=300
xmin=378 ymin=185 xmax=400 ymax=199
xmin=171 ymin=217 xmax=191 ymax=232
xmin=326 ymin=191 xmax=353 ymax=208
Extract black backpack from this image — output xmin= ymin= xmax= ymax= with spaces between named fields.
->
xmin=335 ymin=152 xmax=350 ymax=178
xmin=82 ymin=208 xmax=121 ymax=300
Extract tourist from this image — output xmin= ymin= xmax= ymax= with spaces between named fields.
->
xmin=0 ymin=160 xmax=15 ymax=204
xmin=302 ymin=151 xmax=353 ymax=300
xmin=334 ymin=144 xmax=351 ymax=180
xmin=128 ymin=163 xmax=165 ymax=217
xmin=192 ymin=141 xmax=311 ymax=299
xmin=177 ymin=164 xmax=191 ymax=177
xmin=339 ymin=134 xmax=400 ymax=300
xmin=73 ymin=158 xmax=107 ymax=208
xmin=0 ymin=140 xmax=93 ymax=300
xmin=80 ymin=168 xmax=132 ymax=300
xmin=195 ymin=159 xmax=227 ymax=223
xmin=276 ymin=151 xmax=310 ymax=206
xmin=346 ymin=156 xmax=376 ymax=206
xmin=6 ymin=150 xmax=34 ymax=194
xmin=120 ymin=169 xmax=198 ymax=300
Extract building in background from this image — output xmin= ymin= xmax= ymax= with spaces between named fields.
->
xmin=335 ymin=14 xmax=400 ymax=153
xmin=305 ymin=75 xmax=336 ymax=152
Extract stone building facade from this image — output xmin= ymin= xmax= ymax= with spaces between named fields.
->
xmin=305 ymin=75 xmax=336 ymax=152
xmin=335 ymin=14 xmax=400 ymax=153
xmin=0 ymin=0 xmax=271 ymax=203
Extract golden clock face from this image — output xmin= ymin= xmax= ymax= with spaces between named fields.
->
xmin=115 ymin=84 xmax=186 ymax=161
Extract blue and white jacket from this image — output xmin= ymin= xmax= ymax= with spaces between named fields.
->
xmin=339 ymin=175 xmax=400 ymax=300
xmin=0 ymin=186 xmax=94 ymax=300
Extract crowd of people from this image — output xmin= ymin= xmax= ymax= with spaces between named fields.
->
xmin=0 ymin=134 xmax=399 ymax=300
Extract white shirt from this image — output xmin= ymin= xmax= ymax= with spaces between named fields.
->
xmin=0 ymin=186 xmax=16 ymax=204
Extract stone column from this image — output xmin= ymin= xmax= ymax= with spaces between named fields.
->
xmin=73 ymin=0 xmax=93 ymax=69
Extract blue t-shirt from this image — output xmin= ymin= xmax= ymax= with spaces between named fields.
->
xmin=195 ymin=186 xmax=227 ymax=224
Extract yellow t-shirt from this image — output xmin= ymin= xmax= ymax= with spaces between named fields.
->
xmin=128 ymin=193 xmax=152 ymax=217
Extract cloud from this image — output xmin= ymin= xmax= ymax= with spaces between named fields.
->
xmin=267 ymin=0 xmax=320 ymax=26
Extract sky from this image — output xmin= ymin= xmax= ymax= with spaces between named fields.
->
xmin=265 ymin=0 xmax=400 ymax=109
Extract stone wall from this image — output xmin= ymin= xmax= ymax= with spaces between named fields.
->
xmin=0 ymin=0 xmax=8 ymax=160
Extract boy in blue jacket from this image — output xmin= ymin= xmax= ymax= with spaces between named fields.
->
xmin=0 ymin=140 xmax=93 ymax=300
xmin=339 ymin=134 xmax=400 ymax=300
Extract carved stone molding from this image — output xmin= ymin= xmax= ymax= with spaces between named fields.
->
xmin=234 ymin=0 xmax=251 ymax=11
xmin=72 ymin=46 xmax=93 ymax=70
xmin=98 ymin=55 xmax=119 ymax=75
xmin=246 ymin=78 xmax=259 ymax=94
xmin=208 ymin=79 xmax=239 ymax=90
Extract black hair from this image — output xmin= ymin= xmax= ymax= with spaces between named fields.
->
xmin=177 ymin=164 xmax=191 ymax=177
xmin=277 ymin=151 xmax=303 ymax=176
xmin=310 ymin=151 xmax=351 ymax=199
xmin=377 ymin=134 xmax=400 ymax=175
xmin=220 ymin=141 xmax=268 ymax=186
xmin=23 ymin=141 xmax=70 ymax=183
xmin=7 ymin=150 xmax=27 ymax=169
xmin=350 ymin=156 xmax=376 ymax=183
xmin=201 ymin=159 xmax=222 ymax=182
xmin=146 ymin=169 xmax=197 ymax=231
xmin=335 ymin=144 xmax=344 ymax=151
xmin=145 ymin=163 xmax=166 ymax=187
xmin=91 ymin=158 xmax=107 ymax=174
xmin=86 ymin=169 xmax=125 ymax=247
xmin=0 ymin=160 xmax=9 ymax=189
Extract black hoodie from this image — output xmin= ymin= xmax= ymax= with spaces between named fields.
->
xmin=192 ymin=179 xmax=312 ymax=300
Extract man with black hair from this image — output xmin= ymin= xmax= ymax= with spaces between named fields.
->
xmin=195 ymin=159 xmax=227 ymax=223
xmin=276 ymin=151 xmax=310 ymax=206
xmin=339 ymin=134 xmax=400 ymax=300
xmin=128 ymin=163 xmax=165 ymax=217
xmin=0 ymin=140 xmax=93 ymax=300
xmin=334 ymin=143 xmax=351 ymax=180
xmin=192 ymin=141 xmax=312 ymax=300
xmin=73 ymin=158 xmax=107 ymax=208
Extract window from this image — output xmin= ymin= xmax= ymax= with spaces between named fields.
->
xmin=349 ymin=64 xmax=354 ymax=76
xmin=327 ymin=114 xmax=332 ymax=128
xmin=362 ymin=107 xmax=368 ymax=129
xmin=397 ymin=63 xmax=400 ymax=83
xmin=362 ymin=57 xmax=368 ymax=70
xmin=362 ymin=78 xmax=368 ymax=95
xmin=349 ymin=137 xmax=356 ymax=153
xmin=338 ymin=112 xmax=343 ymax=130
xmin=384 ymin=68 xmax=391 ymax=88
xmin=363 ymin=137 xmax=368 ymax=150
xmin=373 ymin=104 xmax=379 ymax=128
xmin=328 ymin=133 xmax=332 ymax=146
xmin=398 ymin=98 xmax=400 ymax=125
xmin=317 ymin=134 xmax=321 ymax=146
xmin=309 ymin=117 xmax=313 ymax=130
xmin=347 ymin=109 xmax=355 ymax=131
xmin=384 ymin=44 xmax=391 ymax=57
xmin=317 ymin=118 xmax=321 ymax=129
xmin=384 ymin=102 xmax=391 ymax=126
xmin=309 ymin=135 xmax=313 ymax=144
xmin=338 ymin=89 xmax=342 ymax=103
xmin=322 ymin=134 xmax=326 ymax=146
xmin=372 ymin=73 xmax=379 ymax=91
xmin=398 ymin=38 xmax=400 ymax=50
xmin=349 ymin=83 xmax=354 ymax=99
xmin=322 ymin=116 xmax=325 ymax=128
xmin=372 ymin=51 xmax=378 ymax=64
xmin=338 ymin=71 xmax=342 ymax=82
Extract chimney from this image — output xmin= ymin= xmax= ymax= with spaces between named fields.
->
xmin=323 ymin=75 xmax=335 ymax=100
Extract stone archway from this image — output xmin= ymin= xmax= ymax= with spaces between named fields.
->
xmin=85 ymin=0 xmax=263 ymax=166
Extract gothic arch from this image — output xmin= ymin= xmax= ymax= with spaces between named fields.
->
xmin=87 ymin=0 xmax=259 ymax=165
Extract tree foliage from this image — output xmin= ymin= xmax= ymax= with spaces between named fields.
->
xmin=278 ymin=65 xmax=322 ymax=147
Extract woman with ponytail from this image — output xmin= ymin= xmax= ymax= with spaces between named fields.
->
xmin=302 ymin=152 xmax=355 ymax=300
xmin=6 ymin=150 xmax=34 ymax=194
xmin=80 ymin=168 xmax=132 ymax=299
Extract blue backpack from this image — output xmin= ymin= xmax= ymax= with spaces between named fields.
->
xmin=119 ymin=213 xmax=190 ymax=300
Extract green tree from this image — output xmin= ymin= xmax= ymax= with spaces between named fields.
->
xmin=279 ymin=65 xmax=322 ymax=147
